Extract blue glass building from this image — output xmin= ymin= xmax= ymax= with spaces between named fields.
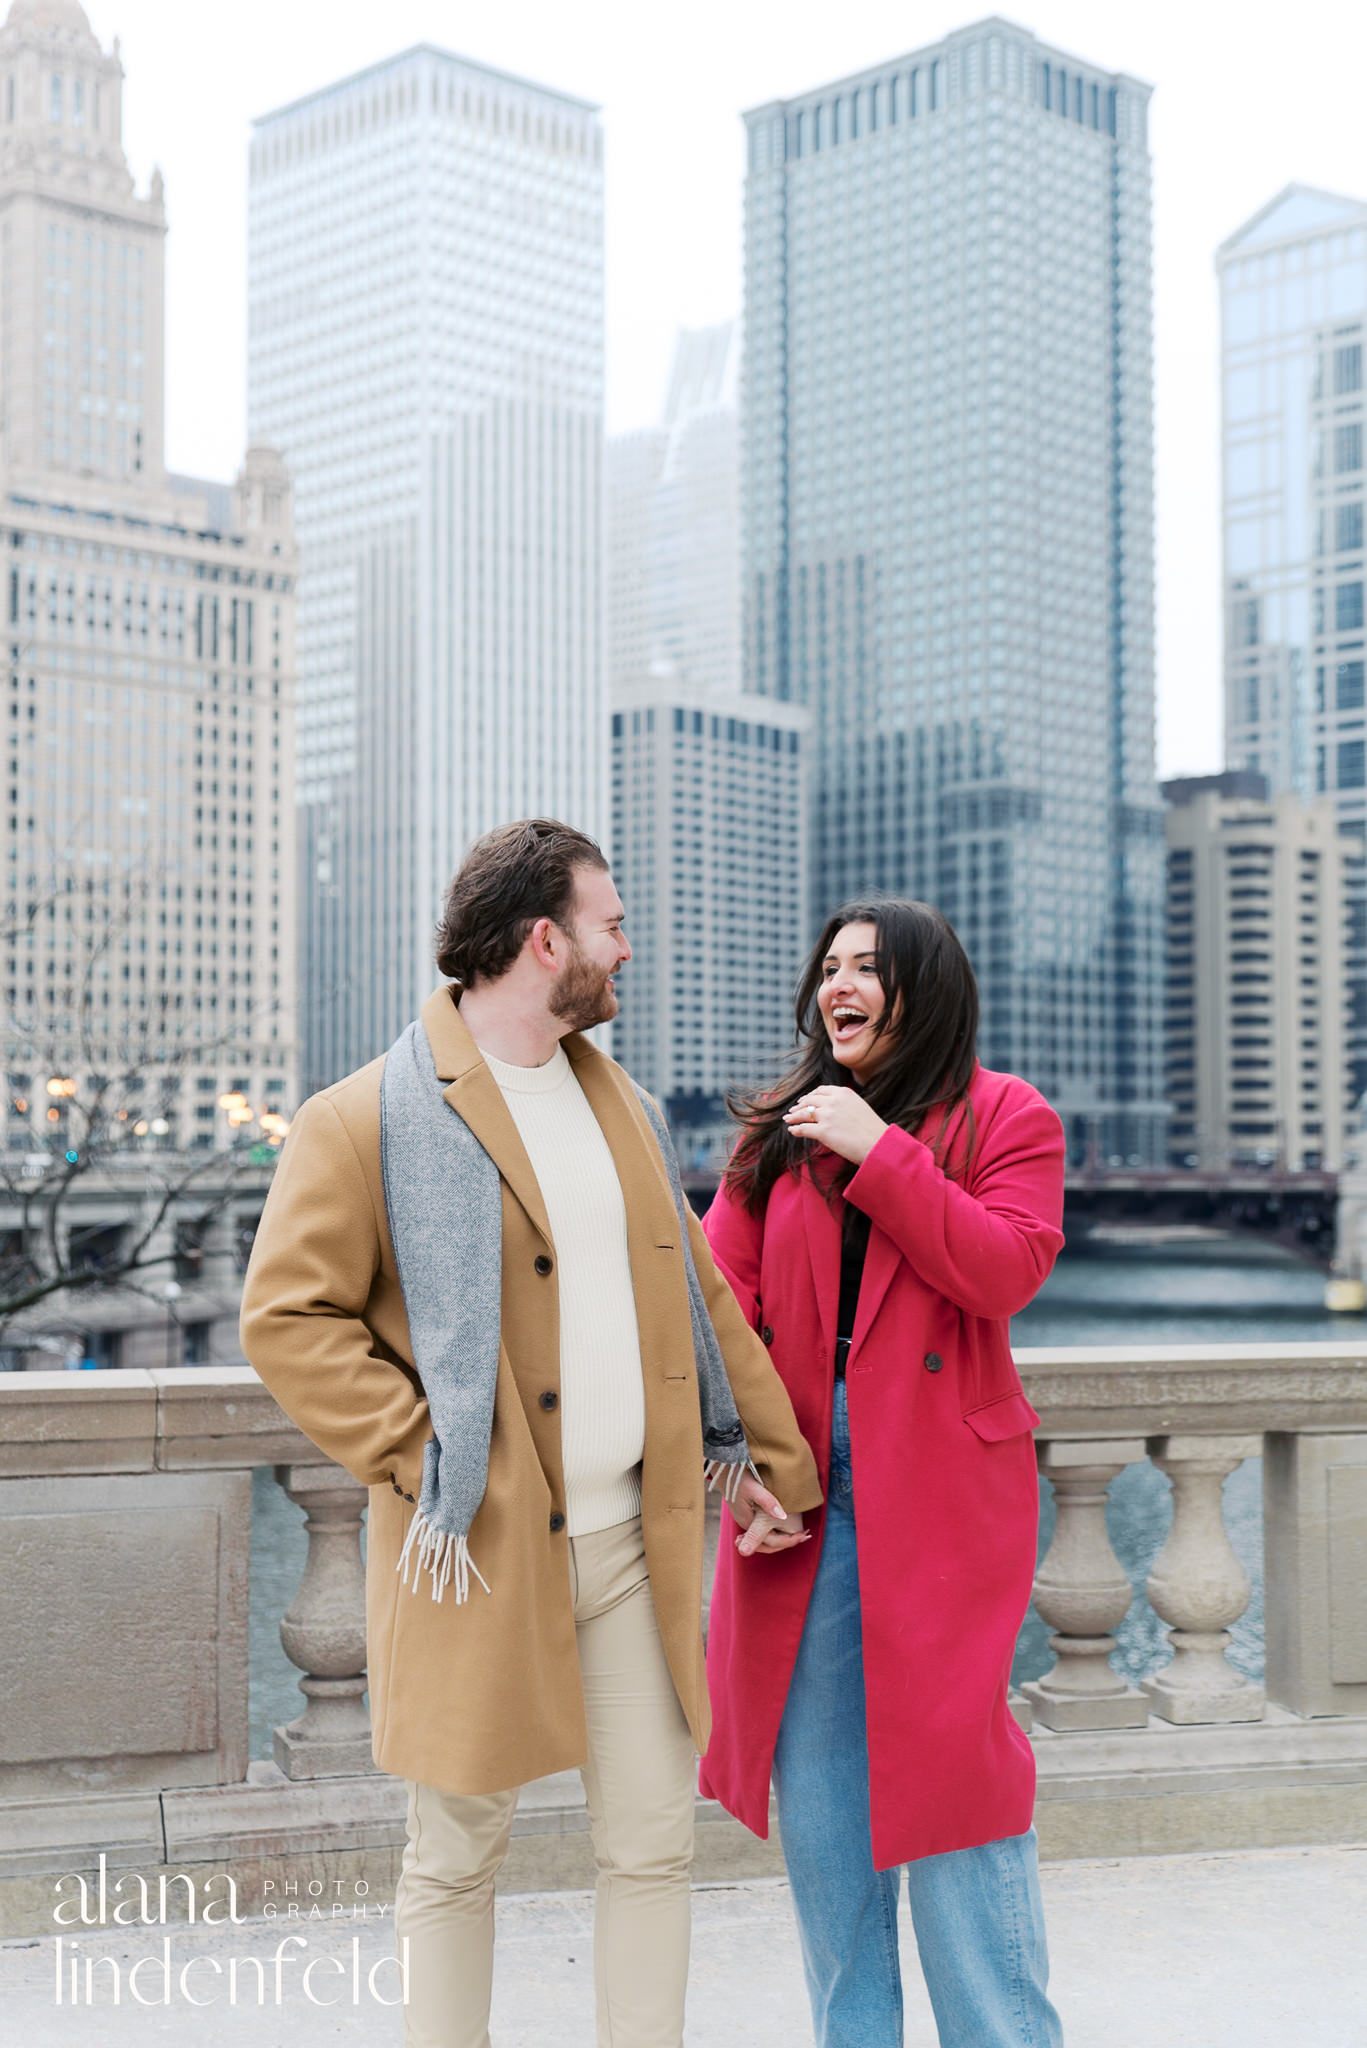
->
xmin=1218 ymin=185 xmax=1367 ymax=1095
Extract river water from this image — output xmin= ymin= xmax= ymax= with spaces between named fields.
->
xmin=248 ymin=1238 xmax=1361 ymax=1754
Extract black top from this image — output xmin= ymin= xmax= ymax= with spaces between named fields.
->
xmin=834 ymin=1205 xmax=872 ymax=1378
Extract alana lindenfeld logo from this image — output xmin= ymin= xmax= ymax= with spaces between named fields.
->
xmin=49 ymin=1855 xmax=409 ymax=2009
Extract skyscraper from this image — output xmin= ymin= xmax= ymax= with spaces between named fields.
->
xmin=248 ymin=47 xmax=605 ymax=1091
xmin=1163 ymin=774 xmax=1352 ymax=1173
xmin=610 ymin=684 xmax=806 ymax=1119
xmin=742 ymin=17 xmax=1164 ymax=1162
xmin=0 ymin=0 xmax=297 ymax=1142
xmin=607 ymin=326 xmax=808 ymax=1117
xmin=606 ymin=322 xmax=741 ymax=697
xmin=1217 ymin=185 xmax=1367 ymax=1091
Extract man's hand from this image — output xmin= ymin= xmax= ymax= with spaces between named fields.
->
xmin=727 ymin=1470 xmax=811 ymax=1557
xmin=783 ymin=1084 xmax=888 ymax=1165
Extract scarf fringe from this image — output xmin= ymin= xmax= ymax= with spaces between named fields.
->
xmin=704 ymin=1454 xmax=763 ymax=1505
xmin=396 ymin=1505 xmax=491 ymax=1604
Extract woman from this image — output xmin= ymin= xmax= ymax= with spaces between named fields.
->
xmin=700 ymin=897 xmax=1067 ymax=2048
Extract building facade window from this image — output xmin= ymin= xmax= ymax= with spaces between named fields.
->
xmin=1333 ymin=342 xmax=1364 ymax=396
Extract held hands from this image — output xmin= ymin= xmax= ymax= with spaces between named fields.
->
xmin=728 ymin=1471 xmax=810 ymax=1557
xmin=783 ymin=1085 xmax=888 ymax=1166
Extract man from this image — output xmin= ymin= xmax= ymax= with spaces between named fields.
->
xmin=241 ymin=817 xmax=822 ymax=2048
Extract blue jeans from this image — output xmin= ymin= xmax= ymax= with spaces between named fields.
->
xmin=772 ymin=1379 xmax=1063 ymax=2048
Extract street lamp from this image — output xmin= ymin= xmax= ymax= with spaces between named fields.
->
xmin=218 ymin=1092 xmax=255 ymax=1147
xmin=43 ymin=1077 xmax=77 ymax=1142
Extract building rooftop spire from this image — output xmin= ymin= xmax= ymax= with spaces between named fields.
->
xmin=3 ymin=0 xmax=96 ymax=32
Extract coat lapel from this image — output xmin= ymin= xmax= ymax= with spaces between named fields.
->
xmin=800 ymin=1172 xmax=840 ymax=1365
xmin=847 ymin=1224 xmax=899 ymax=1366
xmin=565 ymin=1039 xmax=698 ymax=1449
xmin=419 ymin=986 xmax=554 ymax=1249
xmin=564 ymin=1036 xmax=681 ymax=1253
xmin=797 ymin=1162 xmax=897 ymax=1373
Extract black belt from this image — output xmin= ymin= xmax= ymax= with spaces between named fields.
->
xmin=834 ymin=1335 xmax=851 ymax=1379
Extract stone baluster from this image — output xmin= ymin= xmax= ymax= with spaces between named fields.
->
xmin=273 ymin=1463 xmax=374 ymax=1777
xmin=1022 ymin=1439 xmax=1150 ymax=1730
xmin=1143 ymin=1435 xmax=1265 ymax=1724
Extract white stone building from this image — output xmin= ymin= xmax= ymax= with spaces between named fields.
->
xmin=742 ymin=18 xmax=1165 ymax=1164
xmin=0 ymin=0 xmax=297 ymax=1149
xmin=248 ymin=46 xmax=605 ymax=1091
xmin=1164 ymin=773 xmax=1353 ymax=1172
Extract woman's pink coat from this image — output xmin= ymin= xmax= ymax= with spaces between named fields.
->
xmin=699 ymin=1066 xmax=1066 ymax=1869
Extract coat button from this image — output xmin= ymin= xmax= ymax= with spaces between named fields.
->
xmin=404 ymin=1492 xmax=415 ymax=1503
xmin=539 ymin=1390 xmax=558 ymax=1411
xmin=761 ymin=1325 xmax=775 ymax=1345
xmin=924 ymin=1352 xmax=944 ymax=1373
xmin=549 ymin=1510 xmax=566 ymax=1533
xmin=534 ymin=1253 xmax=553 ymax=1276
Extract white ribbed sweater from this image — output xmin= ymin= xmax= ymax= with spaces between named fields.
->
xmin=483 ymin=1045 xmax=645 ymax=1536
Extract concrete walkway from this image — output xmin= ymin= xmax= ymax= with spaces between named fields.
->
xmin=3 ymin=1843 xmax=1363 ymax=2045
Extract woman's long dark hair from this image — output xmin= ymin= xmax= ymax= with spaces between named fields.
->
xmin=724 ymin=897 xmax=979 ymax=1214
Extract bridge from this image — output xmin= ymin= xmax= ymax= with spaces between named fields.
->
xmin=682 ymin=1165 xmax=1344 ymax=1266
xmin=1061 ymin=1168 xmax=1340 ymax=1264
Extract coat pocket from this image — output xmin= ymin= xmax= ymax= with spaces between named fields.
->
xmin=962 ymin=1390 xmax=1041 ymax=1442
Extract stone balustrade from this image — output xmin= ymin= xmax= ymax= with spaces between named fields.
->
xmin=1014 ymin=1342 xmax=1367 ymax=1732
xmin=1 ymin=1342 xmax=1366 ymax=1934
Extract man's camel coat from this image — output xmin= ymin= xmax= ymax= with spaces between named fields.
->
xmin=240 ymin=987 xmax=822 ymax=1795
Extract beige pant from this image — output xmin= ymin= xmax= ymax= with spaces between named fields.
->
xmin=394 ymin=1515 xmax=697 ymax=2048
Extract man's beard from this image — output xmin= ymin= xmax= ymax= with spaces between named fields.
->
xmin=549 ymin=938 xmax=618 ymax=1033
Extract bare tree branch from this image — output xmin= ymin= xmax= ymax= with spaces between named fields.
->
xmin=0 ymin=851 xmax=290 ymax=1348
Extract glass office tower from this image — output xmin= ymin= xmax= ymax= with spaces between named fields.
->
xmin=742 ymin=18 xmax=1164 ymax=1161
xmin=606 ymin=327 xmax=809 ymax=1117
xmin=1217 ymin=185 xmax=1367 ymax=1094
xmin=249 ymin=47 xmax=604 ymax=1089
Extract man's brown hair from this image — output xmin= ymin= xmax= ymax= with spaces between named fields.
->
xmin=434 ymin=818 xmax=609 ymax=987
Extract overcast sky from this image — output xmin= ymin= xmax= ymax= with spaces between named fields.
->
xmin=80 ymin=0 xmax=1367 ymax=779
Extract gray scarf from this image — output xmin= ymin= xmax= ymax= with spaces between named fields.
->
xmin=379 ymin=1016 xmax=756 ymax=1601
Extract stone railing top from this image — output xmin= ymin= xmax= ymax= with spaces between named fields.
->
xmin=1016 ymin=1341 xmax=1367 ymax=1436
xmin=0 ymin=1365 xmax=326 ymax=1477
xmin=2 ymin=1344 xmax=1367 ymax=1478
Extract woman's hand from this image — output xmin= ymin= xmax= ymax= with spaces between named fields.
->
xmin=728 ymin=1471 xmax=810 ymax=1557
xmin=783 ymin=1085 xmax=888 ymax=1166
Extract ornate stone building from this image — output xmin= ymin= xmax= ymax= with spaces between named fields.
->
xmin=0 ymin=0 xmax=298 ymax=1150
